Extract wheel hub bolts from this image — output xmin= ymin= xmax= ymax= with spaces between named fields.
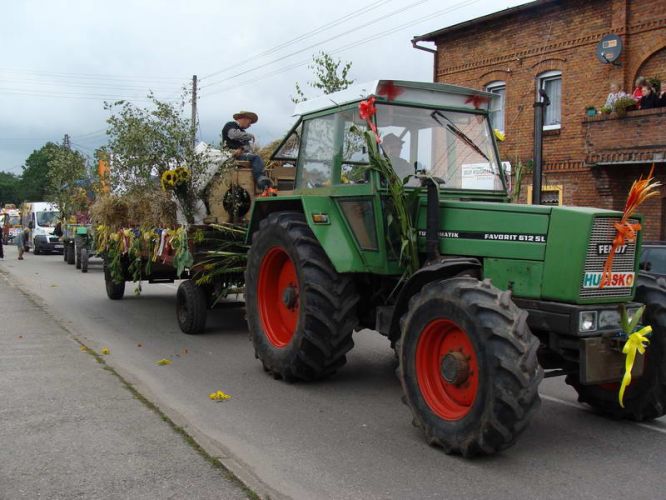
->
xmin=282 ymin=286 xmax=298 ymax=310
xmin=440 ymin=351 xmax=470 ymax=385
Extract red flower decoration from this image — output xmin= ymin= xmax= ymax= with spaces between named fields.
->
xmin=465 ymin=95 xmax=490 ymax=109
xmin=377 ymin=81 xmax=404 ymax=102
xmin=358 ymin=96 xmax=380 ymax=143
xmin=358 ymin=96 xmax=377 ymax=121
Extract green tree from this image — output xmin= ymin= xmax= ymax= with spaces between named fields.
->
xmin=292 ymin=51 xmax=354 ymax=103
xmin=0 ymin=171 xmax=22 ymax=205
xmin=105 ymin=91 xmax=205 ymax=223
xmin=46 ymin=147 xmax=87 ymax=218
xmin=21 ymin=142 xmax=61 ymax=201
xmin=105 ymin=94 xmax=194 ymax=188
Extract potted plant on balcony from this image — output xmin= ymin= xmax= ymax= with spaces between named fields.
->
xmin=600 ymin=104 xmax=612 ymax=115
xmin=613 ymin=96 xmax=637 ymax=118
xmin=585 ymin=105 xmax=597 ymax=117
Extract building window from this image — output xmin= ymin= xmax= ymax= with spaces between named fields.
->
xmin=527 ymin=184 xmax=563 ymax=205
xmin=485 ymin=81 xmax=505 ymax=132
xmin=537 ymin=71 xmax=562 ymax=130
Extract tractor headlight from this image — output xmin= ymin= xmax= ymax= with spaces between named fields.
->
xmin=579 ymin=311 xmax=598 ymax=332
xmin=598 ymin=310 xmax=620 ymax=329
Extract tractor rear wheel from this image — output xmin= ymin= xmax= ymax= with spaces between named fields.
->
xmin=75 ymin=237 xmax=83 ymax=269
xmin=245 ymin=212 xmax=359 ymax=382
xmin=176 ymin=280 xmax=208 ymax=334
xmin=398 ymin=277 xmax=542 ymax=457
xmin=66 ymin=243 xmax=75 ymax=265
xmin=81 ymin=248 xmax=89 ymax=273
xmin=566 ymin=273 xmax=666 ymax=420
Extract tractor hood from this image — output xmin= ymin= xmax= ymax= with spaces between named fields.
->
xmin=415 ymin=200 xmax=639 ymax=304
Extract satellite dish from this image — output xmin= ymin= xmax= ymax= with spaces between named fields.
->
xmin=596 ymin=34 xmax=623 ymax=65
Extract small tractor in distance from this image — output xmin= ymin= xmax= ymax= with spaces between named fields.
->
xmin=241 ymin=80 xmax=665 ymax=456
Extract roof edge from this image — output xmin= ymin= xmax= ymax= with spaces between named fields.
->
xmin=412 ymin=0 xmax=559 ymax=43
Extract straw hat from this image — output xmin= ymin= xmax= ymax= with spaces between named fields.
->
xmin=233 ymin=111 xmax=258 ymax=123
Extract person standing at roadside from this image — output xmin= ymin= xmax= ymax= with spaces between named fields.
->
xmin=16 ymin=228 xmax=29 ymax=260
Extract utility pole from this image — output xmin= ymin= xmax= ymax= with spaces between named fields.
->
xmin=63 ymin=134 xmax=71 ymax=150
xmin=191 ymin=75 xmax=197 ymax=149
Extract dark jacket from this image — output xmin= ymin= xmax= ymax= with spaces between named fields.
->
xmin=640 ymin=92 xmax=659 ymax=110
xmin=222 ymin=121 xmax=254 ymax=150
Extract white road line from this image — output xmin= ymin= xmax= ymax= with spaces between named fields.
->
xmin=541 ymin=394 xmax=666 ymax=435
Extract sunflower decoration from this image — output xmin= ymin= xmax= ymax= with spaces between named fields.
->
xmin=161 ymin=169 xmax=177 ymax=191
xmin=174 ymin=166 xmax=191 ymax=185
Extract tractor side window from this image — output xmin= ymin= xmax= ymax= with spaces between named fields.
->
xmin=273 ymin=124 xmax=301 ymax=162
xmin=340 ymin=109 xmax=369 ymax=184
xmin=298 ymin=115 xmax=336 ymax=188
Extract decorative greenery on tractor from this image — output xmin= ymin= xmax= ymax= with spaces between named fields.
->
xmin=105 ymin=80 xmax=666 ymax=457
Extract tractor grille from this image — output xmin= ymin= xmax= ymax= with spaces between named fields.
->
xmin=579 ymin=217 xmax=638 ymax=299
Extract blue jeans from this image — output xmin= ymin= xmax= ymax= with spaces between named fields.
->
xmin=238 ymin=153 xmax=266 ymax=180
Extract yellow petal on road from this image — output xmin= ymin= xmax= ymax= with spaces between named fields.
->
xmin=209 ymin=390 xmax=232 ymax=401
xmin=100 ymin=347 xmax=110 ymax=355
xmin=80 ymin=346 xmax=88 ymax=352
xmin=156 ymin=359 xmax=172 ymax=366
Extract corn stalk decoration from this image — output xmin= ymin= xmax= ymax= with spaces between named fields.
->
xmin=356 ymin=95 xmax=420 ymax=277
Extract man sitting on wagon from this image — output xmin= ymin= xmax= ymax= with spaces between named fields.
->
xmin=222 ymin=111 xmax=272 ymax=190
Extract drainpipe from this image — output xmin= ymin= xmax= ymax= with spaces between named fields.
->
xmin=411 ymin=39 xmax=438 ymax=81
xmin=532 ymin=89 xmax=550 ymax=205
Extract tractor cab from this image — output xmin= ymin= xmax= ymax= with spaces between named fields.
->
xmin=272 ymin=80 xmax=506 ymax=200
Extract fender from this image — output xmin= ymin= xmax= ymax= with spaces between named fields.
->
xmin=387 ymin=257 xmax=482 ymax=345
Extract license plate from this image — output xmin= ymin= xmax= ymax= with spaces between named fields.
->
xmin=54 ymin=245 xmax=63 ymax=249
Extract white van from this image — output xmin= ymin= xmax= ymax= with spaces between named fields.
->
xmin=23 ymin=201 xmax=63 ymax=254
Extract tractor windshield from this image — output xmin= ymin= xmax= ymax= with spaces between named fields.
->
xmin=376 ymin=104 xmax=504 ymax=191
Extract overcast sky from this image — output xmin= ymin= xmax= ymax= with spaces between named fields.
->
xmin=0 ymin=0 xmax=529 ymax=174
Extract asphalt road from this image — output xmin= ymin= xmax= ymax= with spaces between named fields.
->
xmin=2 ymin=247 xmax=666 ymax=500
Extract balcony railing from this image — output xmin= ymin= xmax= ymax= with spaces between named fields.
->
xmin=583 ymin=107 xmax=666 ymax=165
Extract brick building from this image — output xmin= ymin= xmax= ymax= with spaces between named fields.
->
xmin=413 ymin=0 xmax=666 ymax=239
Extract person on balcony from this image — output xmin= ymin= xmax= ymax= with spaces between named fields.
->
xmin=604 ymin=82 xmax=626 ymax=108
xmin=657 ymin=87 xmax=666 ymax=108
xmin=639 ymin=82 xmax=659 ymax=110
xmin=632 ymin=76 xmax=646 ymax=106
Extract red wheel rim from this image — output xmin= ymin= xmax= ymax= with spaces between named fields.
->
xmin=257 ymin=246 xmax=299 ymax=348
xmin=415 ymin=319 xmax=479 ymax=420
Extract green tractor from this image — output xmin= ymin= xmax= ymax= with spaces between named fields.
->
xmin=241 ymin=80 xmax=666 ymax=456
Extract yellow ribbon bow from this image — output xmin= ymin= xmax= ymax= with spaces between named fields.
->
xmin=619 ymin=326 xmax=651 ymax=407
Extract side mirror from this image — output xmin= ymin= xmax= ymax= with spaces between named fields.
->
xmin=28 ymin=221 xmax=34 ymax=229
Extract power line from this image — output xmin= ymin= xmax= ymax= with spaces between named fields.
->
xmin=0 ymin=67 xmax=185 ymax=83
xmin=201 ymin=0 xmax=392 ymax=80
xmin=199 ymin=0 xmax=430 ymax=91
xmin=200 ymin=0 xmax=482 ymax=100
xmin=0 ymin=76 xmax=178 ymax=93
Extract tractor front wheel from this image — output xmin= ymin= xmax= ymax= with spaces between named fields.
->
xmin=566 ymin=273 xmax=666 ymax=420
xmin=398 ymin=277 xmax=542 ymax=457
xmin=245 ymin=212 xmax=359 ymax=382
